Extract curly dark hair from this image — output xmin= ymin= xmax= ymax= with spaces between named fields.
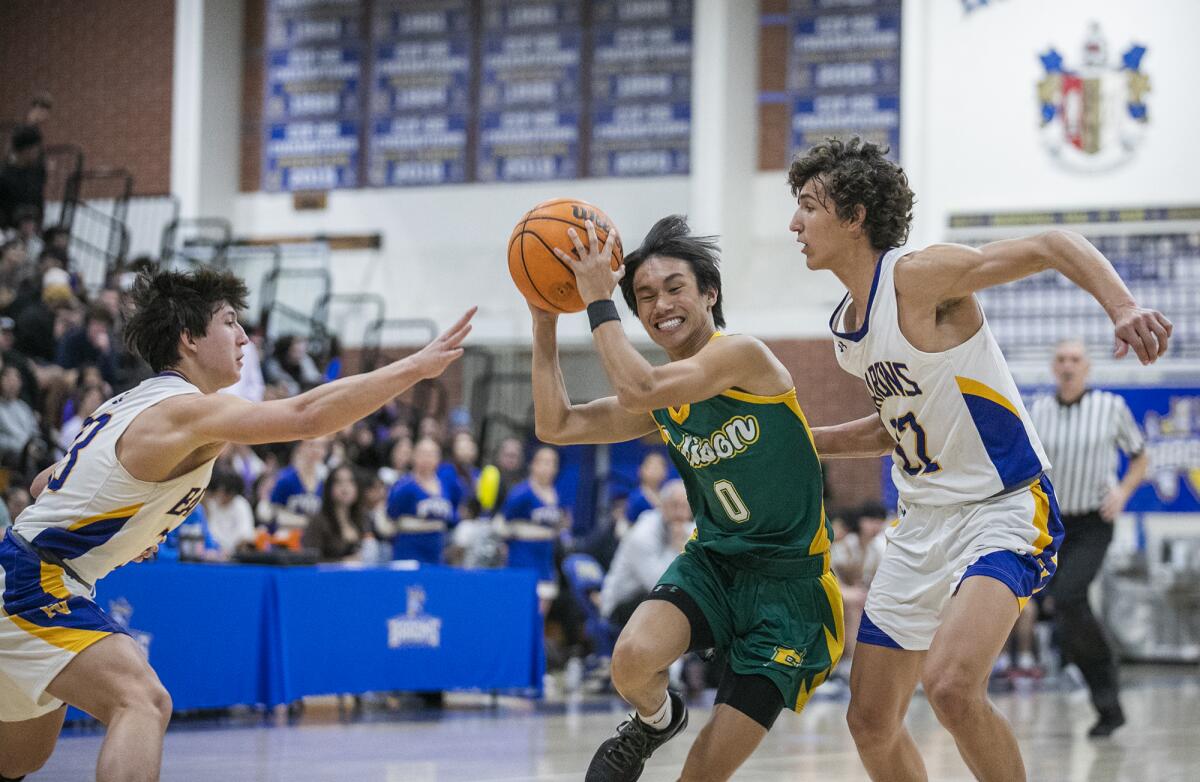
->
xmin=124 ymin=266 xmax=249 ymax=372
xmin=787 ymin=137 xmax=914 ymax=250
xmin=619 ymin=215 xmax=724 ymax=328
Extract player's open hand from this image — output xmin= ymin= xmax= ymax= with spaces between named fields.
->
xmin=554 ymin=220 xmax=623 ymax=305
xmin=1111 ymin=304 xmax=1172 ymax=364
xmin=411 ymin=306 xmax=476 ymax=379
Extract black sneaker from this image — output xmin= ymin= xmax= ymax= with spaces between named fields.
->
xmin=585 ymin=690 xmax=688 ymax=781
xmin=1087 ymin=707 xmax=1126 ymax=738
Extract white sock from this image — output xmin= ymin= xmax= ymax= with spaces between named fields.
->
xmin=1017 ymin=651 xmax=1037 ymax=669
xmin=637 ymin=693 xmax=672 ymax=731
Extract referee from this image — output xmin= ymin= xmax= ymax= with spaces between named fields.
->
xmin=1030 ymin=339 xmax=1149 ymax=738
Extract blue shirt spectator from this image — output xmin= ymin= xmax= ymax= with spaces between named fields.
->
xmin=386 ymin=437 xmax=454 ymax=564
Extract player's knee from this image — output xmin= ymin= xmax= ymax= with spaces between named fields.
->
xmin=611 ymin=636 xmax=660 ymax=689
xmin=845 ymin=698 xmax=900 ymax=745
xmin=109 ymin=679 xmax=173 ymax=730
xmin=150 ymin=683 xmax=174 ymax=727
xmin=923 ymin=672 xmax=980 ymax=724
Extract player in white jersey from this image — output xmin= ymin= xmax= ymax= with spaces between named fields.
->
xmin=787 ymin=138 xmax=1172 ymax=782
xmin=0 ymin=267 xmax=474 ymax=782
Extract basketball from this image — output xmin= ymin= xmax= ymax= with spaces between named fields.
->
xmin=508 ymin=198 xmax=624 ymax=314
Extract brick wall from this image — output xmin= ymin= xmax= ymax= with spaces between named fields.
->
xmin=240 ymin=0 xmax=264 ymax=192
xmin=0 ymin=1 xmax=175 ymax=196
xmin=766 ymin=337 xmax=884 ymax=510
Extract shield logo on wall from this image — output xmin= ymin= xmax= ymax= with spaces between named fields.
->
xmin=1036 ymin=22 xmax=1150 ymax=172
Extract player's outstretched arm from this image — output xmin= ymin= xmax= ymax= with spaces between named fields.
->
xmin=896 ymin=231 xmax=1172 ymax=363
xmin=179 ymin=307 xmax=476 ymax=446
xmin=529 ymin=303 xmax=656 ymax=445
xmin=811 ymin=414 xmax=894 ymax=458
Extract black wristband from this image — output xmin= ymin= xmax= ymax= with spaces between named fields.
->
xmin=587 ymin=299 xmax=620 ymax=331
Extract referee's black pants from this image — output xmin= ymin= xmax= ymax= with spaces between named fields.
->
xmin=1046 ymin=511 xmax=1122 ymax=717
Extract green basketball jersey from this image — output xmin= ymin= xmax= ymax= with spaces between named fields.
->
xmin=651 ymin=381 xmax=830 ymax=569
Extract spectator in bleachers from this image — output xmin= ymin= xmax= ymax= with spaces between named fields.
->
xmin=11 ymin=205 xmax=42 ymax=261
xmin=576 ymin=487 xmax=626 ymax=572
xmin=264 ymin=334 xmax=322 ymax=395
xmin=41 ymin=225 xmax=69 ymax=257
xmin=345 ymin=420 xmax=385 ymax=473
xmin=12 ymin=247 xmax=67 ymax=311
xmin=0 ymin=315 xmax=39 ymax=411
xmin=439 ymin=429 xmax=481 ymax=519
xmin=0 ymin=483 xmax=33 ymax=530
xmin=204 ymin=469 xmax=256 ymax=559
xmin=215 ymin=442 xmax=267 ymax=504
xmin=221 ymin=323 xmax=265 ymax=402
xmin=0 ymin=364 xmax=38 ymax=469
xmin=0 ymin=124 xmax=46 ymax=230
xmin=600 ymin=480 xmax=693 ymax=632
xmin=479 ymin=435 xmax=525 ymax=516
xmin=56 ymin=304 xmax=119 ymax=387
xmin=264 ymin=437 xmax=328 ymax=544
xmin=56 ymin=383 xmax=104 ymax=454
xmin=417 ymin=414 xmax=444 ymax=444
xmin=386 ymin=437 xmax=455 ymax=564
xmin=304 ymin=465 xmax=376 ymax=563
xmin=15 ymin=265 xmax=76 ymax=364
xmin=499 ymin=445 xmax=567 ymax=612
xmin=160 ymin=504 xmax=219 ymax=562
xmin=19 ymin=92 xmax=53 ymax=132
xmin=376 ymin=434 xmax=412 ymax=486
xmin=7 ymin=482 xmax=32 ymax=520
xmin=625 ymin=451 xmax=668 ymax=527
xmin=361 ymin=472 xmax=391 ymax=556
xmin=0 ymin=239 xmax=30 ymax=314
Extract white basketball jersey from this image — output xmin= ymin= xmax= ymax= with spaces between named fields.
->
xmin=13 ymin=373 xmax=216 ymax=589
xmin=830 ymin=248 xmax=1049 ymax=506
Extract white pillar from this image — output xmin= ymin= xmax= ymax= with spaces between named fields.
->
xmin=171 ymin=0 xmax=204 ymax=218
xmin=689 ymin=0 xmax=758 ymax=272
xmin=171 ymin=0 xmax=244 ymax=221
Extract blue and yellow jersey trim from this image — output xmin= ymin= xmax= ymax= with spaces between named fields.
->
xmin=955 ymin=376 xmax=1042 ymax=492
xmin=31 ymin=503 xmax=144 ymax=561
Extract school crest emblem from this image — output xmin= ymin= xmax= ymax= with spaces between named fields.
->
xmin=1036 ymin=22 xmax=1150 ymax=172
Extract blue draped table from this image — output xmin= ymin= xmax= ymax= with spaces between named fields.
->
xmin=81 ymin=561 xmax=542 ymax=712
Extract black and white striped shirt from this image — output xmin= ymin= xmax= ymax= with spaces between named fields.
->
xmin=1029 ymin=389 xmax=1145 ymax=516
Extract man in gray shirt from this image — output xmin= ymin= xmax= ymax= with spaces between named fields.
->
xmin=600 ymin=480 xmax=694 ymax=629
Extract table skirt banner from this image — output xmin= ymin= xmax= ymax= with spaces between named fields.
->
xmin=71 ymin=562 xmax=542 ymax=714
xmin=270 ymin=563 xmax=543 ymax=702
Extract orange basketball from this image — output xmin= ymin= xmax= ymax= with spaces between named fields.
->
xmin=507 ymin=198 xmax=624 ymax=314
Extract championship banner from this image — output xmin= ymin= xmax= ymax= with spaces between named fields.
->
xmin=367 ymin=0 xmax=473 ymax=186
xmin=263 ymin=0 xmax=365 ymax=191
xmin=589 ymin=0 xmax=692 ymax=177
xmin=477 ymin=1 xmax=584 ymax=182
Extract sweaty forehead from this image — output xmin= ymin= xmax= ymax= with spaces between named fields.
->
xmin=633 ymin=256 xmax=695 ymax=290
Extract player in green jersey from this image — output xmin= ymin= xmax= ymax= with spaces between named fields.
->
xmin=530 ymin=215 xmax=843 ymax=782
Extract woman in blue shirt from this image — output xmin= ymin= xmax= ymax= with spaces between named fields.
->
xmin=500 ymin=446 xmax=566 ymax=611
xmin=387 ymin=438 xmax=455 ymax=564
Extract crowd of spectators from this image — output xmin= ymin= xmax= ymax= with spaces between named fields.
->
xmin=0 ymin=94 xmax=909 ymax=690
